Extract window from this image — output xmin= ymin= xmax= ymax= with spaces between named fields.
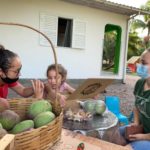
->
xmin=57 ymin=18 xmax=73 ymax=47
xmin=102 ymin=24 xmax=122 ymax=74
xmin=39 ymin=12 xmax=86 ymax=49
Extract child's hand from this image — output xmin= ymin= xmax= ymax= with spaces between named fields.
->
xmin=45 ymin=82 xmax=53 ymax=92
xmin=31 ymin=80 xmax=44 ymax=99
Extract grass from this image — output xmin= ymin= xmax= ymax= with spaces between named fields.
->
xmin=126 ymin=73 xmax=138 ymax=76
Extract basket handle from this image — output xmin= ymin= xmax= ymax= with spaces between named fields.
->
xmin=0 ymin=22 xmax=59 ymax=101
xmin=0 ymin=134 xmax=15 ymax=150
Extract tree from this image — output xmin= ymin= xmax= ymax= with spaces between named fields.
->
xmin=128 ymin=31 xmax=144 ymax=60
xmin=102 ymin=31 xmax=116 ymax=70
xmin=131 ymin=0 xmax=150 ymax=48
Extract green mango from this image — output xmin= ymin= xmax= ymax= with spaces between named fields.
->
xmin=34 ymin=111 xmax=55 ymax=128
xmin=28 ymin=100 xmax=52 ymax=119
xmin=95 ymin=100 xmax=106 ymax=115
xmin=11 ymin=120 xmax=34 ymax=134
xmin=0 ymin=110 xmax=20 ymax=131
xmin=84 ymin=101 xmax=96 ymax=114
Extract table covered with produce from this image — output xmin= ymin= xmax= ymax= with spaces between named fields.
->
xmin=63 ymin=99 xmax=119 ymax=142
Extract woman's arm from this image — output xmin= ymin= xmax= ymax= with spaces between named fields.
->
xmin=11 ymin=82 xmax=34 ymax=97
xmin=11 ymin=80 xmax=44 ymax=98
xmin=129 ymin=133 xmax=150 ymax=141
xmin=133 ymin=106 xmax=140 ymax=125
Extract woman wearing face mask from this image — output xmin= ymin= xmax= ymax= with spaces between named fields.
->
xmin=0 ymin=45 xmax=44 ymax=100
xmin=119 ymin=48 xmax=150 ymax=150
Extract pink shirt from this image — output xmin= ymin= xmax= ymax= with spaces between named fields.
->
xmin=59 ymin=82 xmax=70 ymax=93
xmin=0 ymin=82 xmax=18 ymax=98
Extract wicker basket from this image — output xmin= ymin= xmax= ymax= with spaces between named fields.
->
xmin=0 ymin=22 xmax=63 ymax=150
xmin=7 ymin=98 xmax=63 ymax=150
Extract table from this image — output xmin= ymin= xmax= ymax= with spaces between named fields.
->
xmin=0 ymin=129 xmax=131 ymax=150
xmin=49 ymin=129 xmax=131 ymax=150
xmin=63 ymin=110 xmax=119 ymax=142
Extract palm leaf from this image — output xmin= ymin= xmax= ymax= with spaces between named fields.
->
xmin=131 ymin=19 xmax=147 ymax=30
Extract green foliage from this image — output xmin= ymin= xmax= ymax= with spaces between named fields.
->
xmin=128 ymin=31 xmax=144 ymax=60
xmin=141 ymin=0 xmax=150 ymax=23
xmin=131 ymin=19 xmax=147 ymax=31
xmin=102 ymin=31 xmax=116 ymax=70
xmin=128 ymin=0 xmax=150 ymax=59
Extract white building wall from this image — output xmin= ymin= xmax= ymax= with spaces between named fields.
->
xmin=0 ymin=0 xmax=128 ymax=79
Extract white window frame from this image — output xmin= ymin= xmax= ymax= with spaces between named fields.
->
xmin=39 ymin=12 xmax=86 ymax=49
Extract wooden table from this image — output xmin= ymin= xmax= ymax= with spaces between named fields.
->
xmin=50 ymin=129 xmax=131 ymax=150
xmin=0 ymin=129 xmax=131 ymax=150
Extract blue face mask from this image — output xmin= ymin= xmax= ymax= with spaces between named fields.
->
xmin=136 ymin=64 xmax=150 ymax=79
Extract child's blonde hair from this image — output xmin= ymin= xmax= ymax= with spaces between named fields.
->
xmin=46 ymin=64 xmax=67 ymax=83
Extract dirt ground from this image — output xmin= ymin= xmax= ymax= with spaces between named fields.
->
xmin=8 ymin=74 xmax=140 ymax=117
xmin=103 ymin=75 xmax=140 ymax=116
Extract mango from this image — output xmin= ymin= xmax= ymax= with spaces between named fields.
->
xmin=11 ymin=120 xmax=34 ymax=134
xmin=0 ymin=110 xmax=20 ymax=131
xmin=95 ymin=100 xmax=106 ymax=115
xmin=34 ymin=111 xmax=55 ymax=128
xmin=27 ymin=100 xmax=52 ymax=119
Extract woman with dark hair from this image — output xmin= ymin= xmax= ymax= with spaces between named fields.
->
xmin=0 ymin=45 xmax=43 ymax=99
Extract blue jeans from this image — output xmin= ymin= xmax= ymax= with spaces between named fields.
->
xmin=119 ymin=126 xmax=150 ymax=150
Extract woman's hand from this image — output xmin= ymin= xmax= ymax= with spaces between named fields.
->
xmin=129 ymin=133 xmax=146 ymax=141
xmin=31 ymin=80 xmax=44 ymax=99
xmin=130 ymin=122 xmax=140 ymax=127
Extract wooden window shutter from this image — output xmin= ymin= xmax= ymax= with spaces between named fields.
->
xmin=39 ymin=12 xmax=58 ymax=46
xmin=72 ymin=20 xmax=86 ymax=49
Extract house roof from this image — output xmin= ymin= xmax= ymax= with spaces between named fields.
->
xmin=62 ymin=0 xmax=150 ymax=16
xmin=127 ymin=56 xmax=140 ymax=64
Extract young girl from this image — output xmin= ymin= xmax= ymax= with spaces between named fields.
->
xmin=44 ymin=64 xmax=75 ymax=107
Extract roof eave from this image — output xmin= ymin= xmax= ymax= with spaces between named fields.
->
xmin=61 ymin=0 xmax=150 ymax=16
